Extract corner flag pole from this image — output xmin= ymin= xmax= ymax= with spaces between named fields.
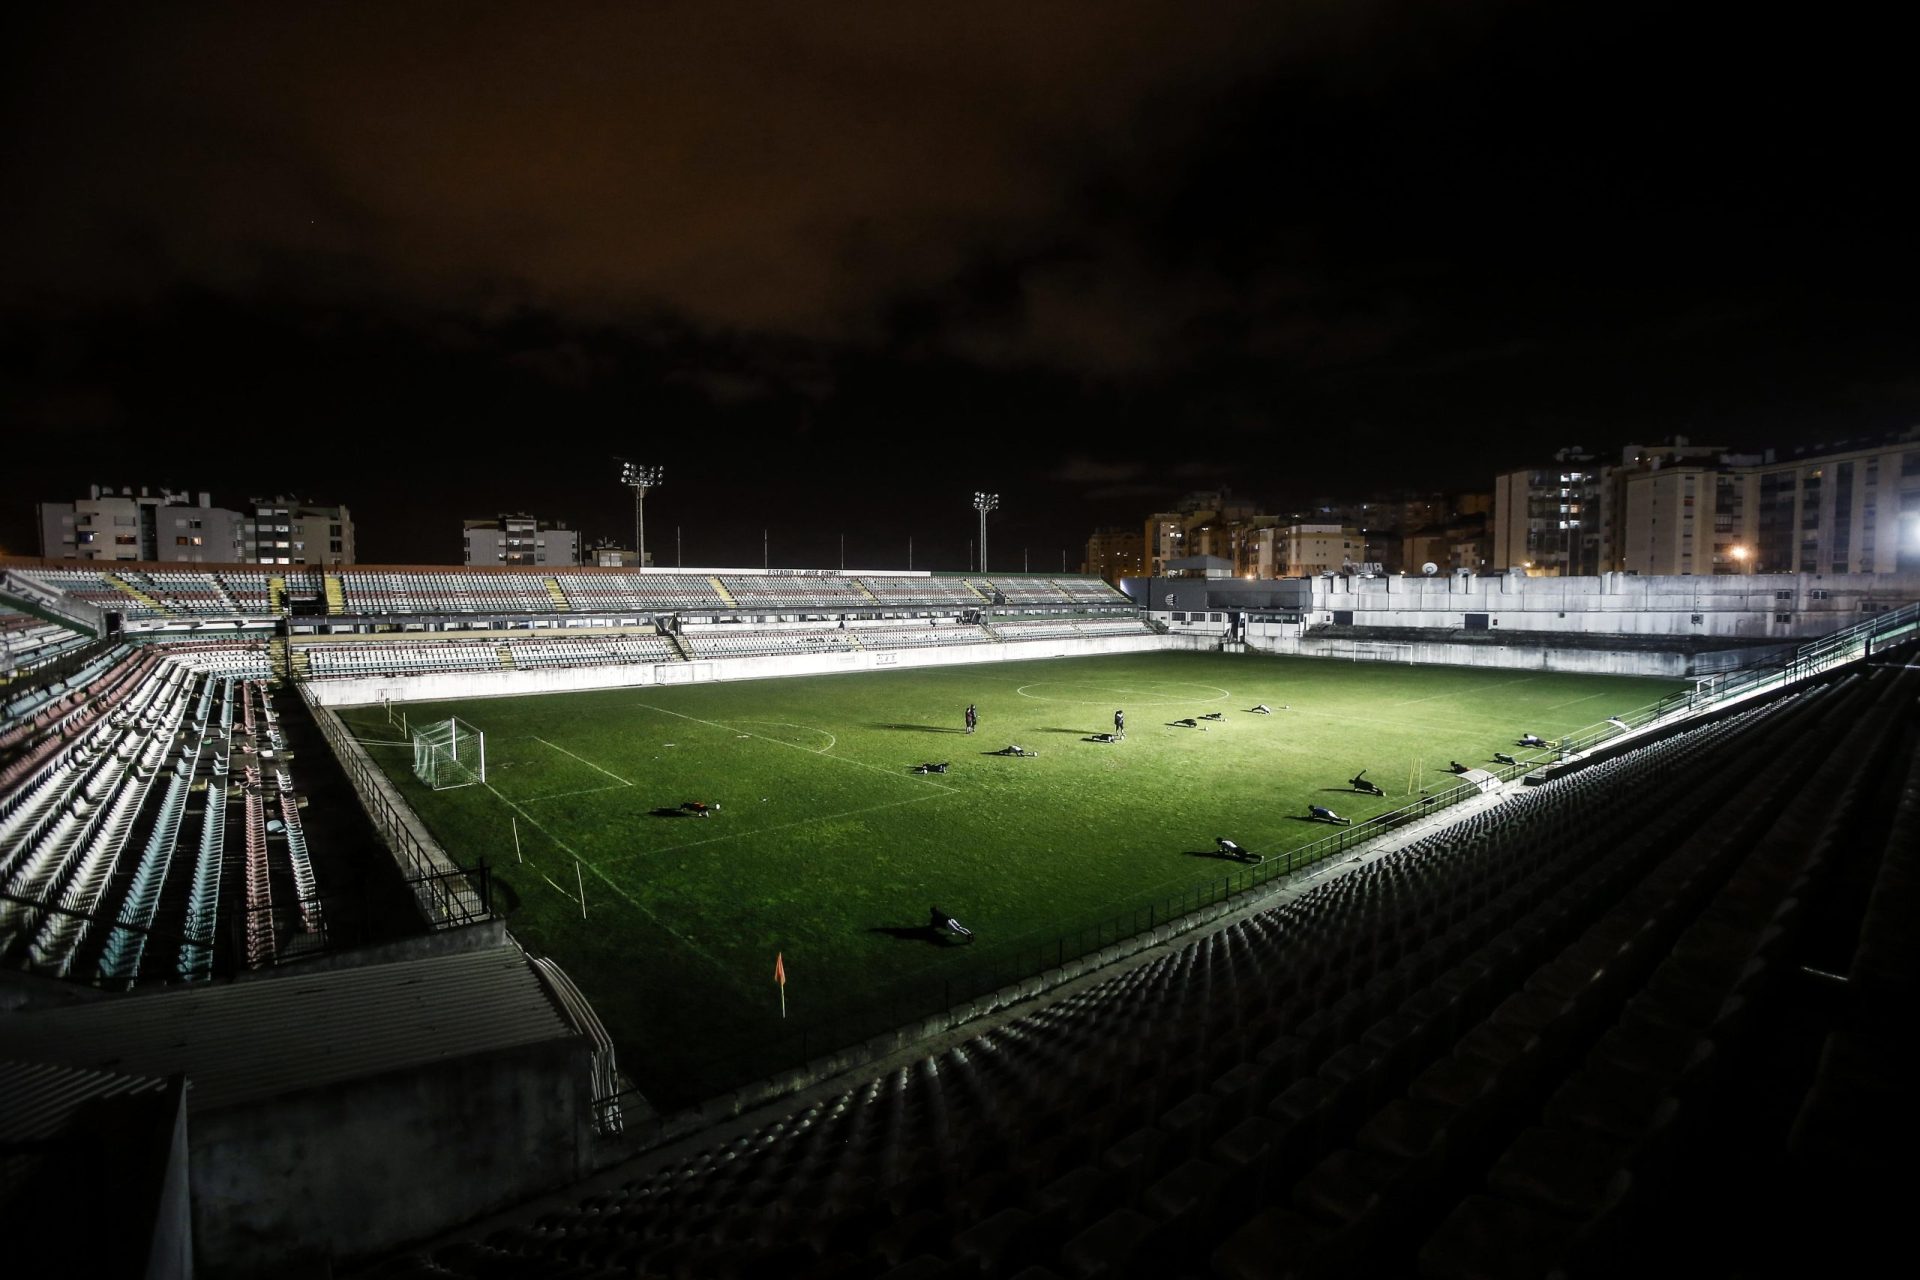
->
xmin=512 ymin=816 xmax=522 ymax=863
xmin=576 ymin=860 xmax=587 ymax=919
xmin=775 ymin=951 xmax=787 ymax=1018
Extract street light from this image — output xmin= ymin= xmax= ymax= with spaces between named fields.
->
xmin=972 ymin=491 xmax=999 ymax=573
xmin=1729 ymin=544 xmax=1750 ymax=575
xmin=619 ymin=462 xmax=663 ymax=569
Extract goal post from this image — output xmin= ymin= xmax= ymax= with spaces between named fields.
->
xmin=412 ymin=717 xmax=486 ymax=790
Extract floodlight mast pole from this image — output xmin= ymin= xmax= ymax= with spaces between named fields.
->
xmin=620 ymin=463 xmax=664 ymax=569
xmin=973 ymin=491 xmax=999 ymax=574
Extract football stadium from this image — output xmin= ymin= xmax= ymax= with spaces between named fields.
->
xmin=2 ymin=559 xmax=1916 ymax=1277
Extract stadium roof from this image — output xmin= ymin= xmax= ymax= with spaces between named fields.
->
xmin=0 ymin=945 xmax=575 ymax=1113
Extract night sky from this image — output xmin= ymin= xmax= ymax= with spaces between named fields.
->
xmin=2 ymin=2 xmax=1913 ymax=568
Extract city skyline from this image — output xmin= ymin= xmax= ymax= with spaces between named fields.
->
xmin=3 ymin=2 xmax=1913 ymax=566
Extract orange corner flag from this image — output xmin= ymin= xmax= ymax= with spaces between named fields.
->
xmin=774 ymin=951 xmax=787 ymax=1018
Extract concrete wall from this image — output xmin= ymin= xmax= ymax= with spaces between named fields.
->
xmin=1253 ymin=629 xmax=1697 ymax=677
xmin=1307 ymin=570 xmax=1920 ymax=640
xmin=190 ymin=1036 xmax=593 ymax=1278
xmin=300 ymin=633 xmax=1175 ymax=706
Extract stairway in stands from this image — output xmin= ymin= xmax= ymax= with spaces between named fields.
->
xmin=268 ymin=575 xmax=287 ymax=612
xmin=323 ymin=574 xmax=346 ymax=615
xmin=710 ymin=577 xmax=737 ymax=607
xmin=102 ymin=571 xmax=168 ymax=616
xmin=543 ymin=577 xmax=570 ymax=611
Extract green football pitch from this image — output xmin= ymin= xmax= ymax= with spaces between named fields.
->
xmin=337 ymin=651 xmax=1682 ymax=1107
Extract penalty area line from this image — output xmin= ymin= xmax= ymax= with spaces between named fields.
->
xmin=480 ymin=781 xmax=747 ymax=993
xmin=533 ymin=736 xmax=633 ymax=786
xmin=632 ymin=702 xmax=958 ymax=792
xmin=601 ymin=792 xmax=950 ymax=868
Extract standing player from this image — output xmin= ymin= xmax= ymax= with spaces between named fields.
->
xmin=1114 ymin=708 xmax=1125 ymax=740
xmin=965 ymin=703 xmax=978 ymax=735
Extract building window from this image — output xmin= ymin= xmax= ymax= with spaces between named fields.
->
xmin=1775 ymin=590 xmax=1793 ymax=601
xmin=1810 ymin=589 xmax=1831 ymax=600
xmin=1775 ymin=613 xmax=1793 ymax=623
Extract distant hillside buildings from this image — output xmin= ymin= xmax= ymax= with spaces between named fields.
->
xmin=1092 ymin=425 xmax=1920 ymax=585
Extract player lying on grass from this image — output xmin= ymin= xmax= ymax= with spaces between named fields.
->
xmin=930 ymin=905 xmax=974 ymax=942
xmin=911 ymin=761 xmax=950 ymax=774
xmin=1349 ymin=770 xmax=1385 ymax=796
xmin=1172 ymin=718 xmax=1206 ymax=730
xmin=1200 ymin=711 xmax=1226 ymax=722
xmin=1493 ymin=751 xmax=1520 ymax=766
xmin=1308 ymin=804 xmax=1351 ymax=825
xmin=991 ymin=744 xmax=1037 ymax=757
xmin=1249 ymin=704 xmax=1272 ymax=714
xmin=1215 ymin=837 xmax=1263 ymax=863
xmin=1087 ymin=733 xmax=1120 ymax=743
xmin=1518 ymin=733 xmax=1547 ymax=747
xmin=680 ymin=800 xmax=719 ymax=817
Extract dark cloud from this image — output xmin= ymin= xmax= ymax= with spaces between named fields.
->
xmin=1 ymin=2 xmax=1915 ymax=564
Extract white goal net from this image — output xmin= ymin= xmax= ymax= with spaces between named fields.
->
xmin=412 ymin=717 xmax=486 ymax=790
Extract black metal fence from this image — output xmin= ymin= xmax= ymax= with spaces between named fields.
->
xmin=298 ymin=685 xmax=492 ymax=928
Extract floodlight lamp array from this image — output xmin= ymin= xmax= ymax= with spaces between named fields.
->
xmin=973 ymin=491 xmax=1000 ymax=513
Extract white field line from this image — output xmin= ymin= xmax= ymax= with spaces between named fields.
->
xmin=481 ymin=781 xmax=745 ymax=992
xmin=1541 ymin=690 xmax=1611 ymax=712
xmin=534 ymin=736 xmax=633 ymax=786
xmin=632 ymin=702 xmax=960 ymax=793
xmin=518 ymin=782 xmax=633 ymax=803
xmin=1387 ymin=673 xmax=1546 ymax=707
xmin=599 ymin=792 xmax=949 ymax=868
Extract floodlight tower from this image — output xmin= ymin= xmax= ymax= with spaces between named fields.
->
xmin=972 ymin=491 xmax=999 ymax=573
xmin=620 ymin=462 xmax=664 ymax=569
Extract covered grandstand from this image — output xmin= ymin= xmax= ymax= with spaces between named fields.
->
xmin=1 ymin=557 xmax=1915 ymax=1276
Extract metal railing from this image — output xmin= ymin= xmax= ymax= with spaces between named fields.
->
xmin=297 ymin=684 xmax=491 ymax=928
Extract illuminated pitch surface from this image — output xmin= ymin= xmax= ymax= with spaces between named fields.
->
xmin=338 ymin=651 xmax=1681 ymax=1106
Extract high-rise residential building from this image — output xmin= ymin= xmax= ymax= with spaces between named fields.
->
xmin=37 ymin=486 xmax=248 ymax=562
xmin=247 ymin=497 xmax=355 ymax=566
xmin=1497 ymin=429 xmax=1920 ymax=576
xmin=1083 ymin=527 xmax=1145 ymax=583
xmin=463 ymin=514 xmax=579 ymax=567
xmin=1493 ymin=448 xmax=1606 ymax=576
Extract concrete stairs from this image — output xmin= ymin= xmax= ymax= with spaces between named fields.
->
xmin=103 ymin=571 xmax=169 ymax=616
xmin=543 ymin=577 xmax=570 ymax=611
xmin=323 ymin=575 xmax=346 ymax=615
xmin=710 ymin=577 xmax=737 ymax=607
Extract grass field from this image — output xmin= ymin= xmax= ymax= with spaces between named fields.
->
xmin=338 ymin=651 xmax=1683 ymax=1107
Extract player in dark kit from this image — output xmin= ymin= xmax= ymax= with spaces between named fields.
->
xmin=965 ymin=704 xmax=978 ymax=735
xmin=1114 ymin=709 xmax=1125 ymax=739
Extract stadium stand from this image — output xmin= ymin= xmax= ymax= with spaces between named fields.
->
xmin=0 ymin=604 xmax=91 ymax=675
xmin=846 ymin=621 xmax=995 ymax=651
xmin=719 ymin=574 xmax=875 ymax=609
xmin=859 ymin=575 xmax=984 ymax=606
xmin=505 ymin=634 xmax=681 ymax=668
xmin=553 ymin=571 xmax=730 ymax=612
xmin=306 ymin=641 xmax=502 ymax=678
xmin=357 ymin=651 xmax=1917 ymax=1279
xmin=1 ymin=639 xmax=328 ymax=988
xmin=679 ymin=626 xmax=863 ymax=659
